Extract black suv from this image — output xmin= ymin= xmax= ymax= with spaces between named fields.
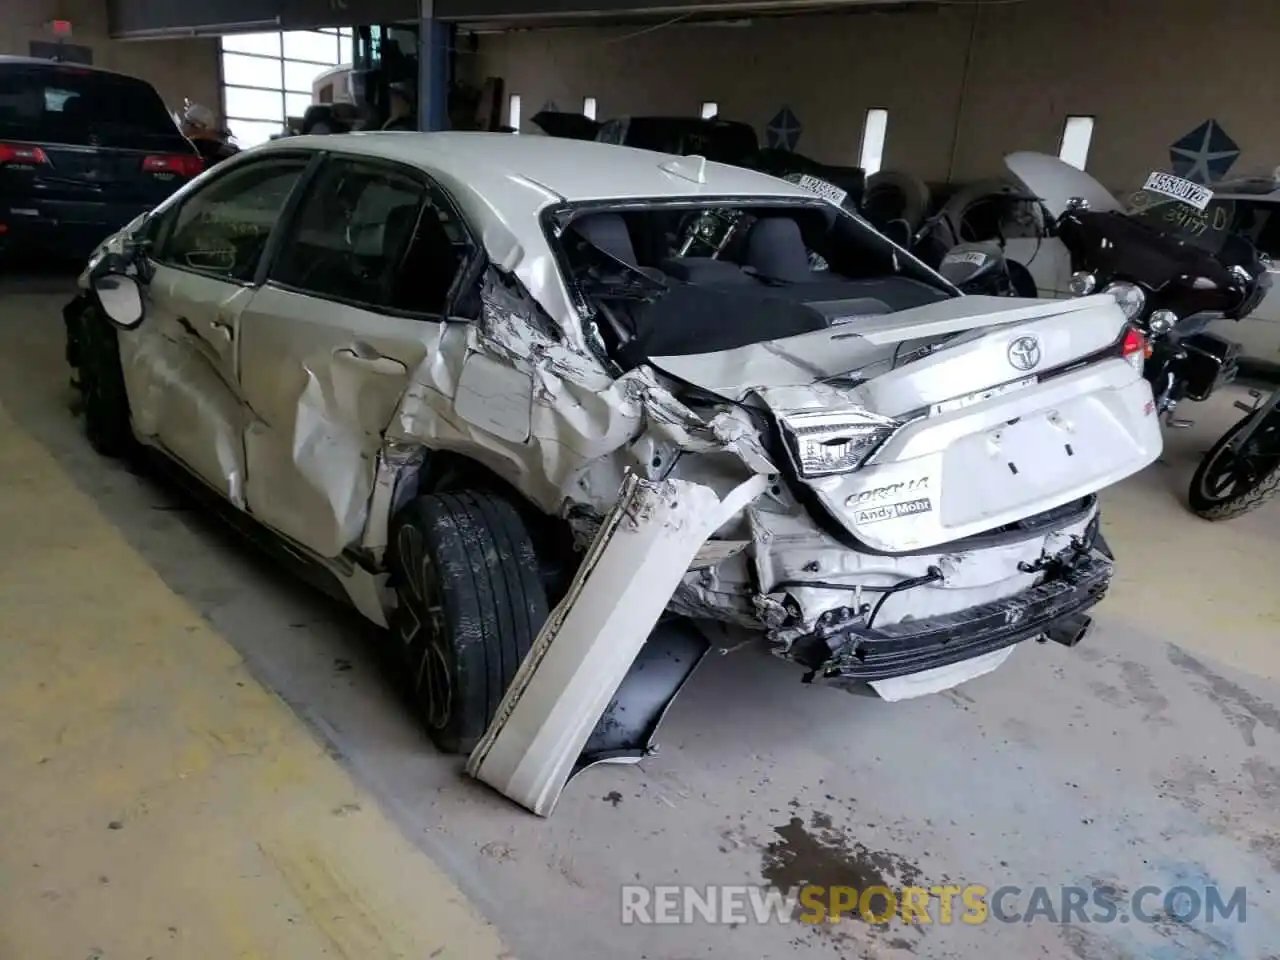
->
xmin=0 ymin=57 xmax=204 ymax=260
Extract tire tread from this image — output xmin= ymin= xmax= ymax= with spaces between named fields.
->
xmin=392 ymin=490 xmax=547 ymax=753
xmin=1189 ymin=412 xmax=1280 ymax=522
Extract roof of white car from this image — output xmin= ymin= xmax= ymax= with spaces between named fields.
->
xmin=249 ymin=132 xmax=824 ymax=338
xmin=258 ymin=130 xmax=813 ymax=206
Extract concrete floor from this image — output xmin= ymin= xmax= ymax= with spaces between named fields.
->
xmin=0 ymin=389 xmax=509 ymax=959
xmin=1 ymin=275 xmax=1278 ymax=960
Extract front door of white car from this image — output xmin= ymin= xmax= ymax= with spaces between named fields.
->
xmin=235 ymin=156 xmax=476 ymax=559
xmin=121 ymin=154 xmax=313 ymax=504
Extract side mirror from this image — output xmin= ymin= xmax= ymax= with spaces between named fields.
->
xmin=91 ymin=273 xmax=145 ymax=330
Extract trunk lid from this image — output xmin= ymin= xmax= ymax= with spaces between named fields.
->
xmin=653 ymin=294 xmax=1162 ymax=552
xmin=652 ymin=294 xmax=1123 ymax=405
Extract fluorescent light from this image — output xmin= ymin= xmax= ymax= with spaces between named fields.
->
xmin=699 ymin=101 xmax=718 ymax=120
xmin=859 ymin=108 xmax=888 ymax=176
xmin=583 ymin=96 xmax=597 ymax=120
xmin=508 ymin=93 xmax=521 ymax=133
xmin=1059 ymin=115 xmax=1095 ymax=170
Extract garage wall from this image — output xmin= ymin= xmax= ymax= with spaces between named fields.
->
xmin=0 ymin=0 xmax=220 ymax=117
xmin=468 ymin=0 xmax=1280 ymax=191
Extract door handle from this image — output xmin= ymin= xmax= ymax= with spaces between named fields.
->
xmin=210 ymin=319 xmax=233 ymax=341
xmin=334 ymin=344 xmax=407 ymax=376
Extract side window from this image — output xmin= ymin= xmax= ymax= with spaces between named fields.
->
xmin=271 ymin=158 xmax=471 ymax=315
xmin=154 ymin=156 xmax=310 ymax=281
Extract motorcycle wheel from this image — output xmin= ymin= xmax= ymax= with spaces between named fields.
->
xmin=1188 ymin=411 xmax=1280 ymax=521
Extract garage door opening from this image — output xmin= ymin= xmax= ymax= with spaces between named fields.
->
xmin=859 ymin=108 xmax=889 ymax=176
xmin=220 ymin=29 xmax=351 ymax=146
xmin=583 ymin=97 xmax=597 ymax=120
xmin=508 ymin=94 xmax=522 ymax=132
xmin=700 ymin=101 xmax=718 ymax=120
xmin=1059 ymin=116 xmax=1095 ymax=171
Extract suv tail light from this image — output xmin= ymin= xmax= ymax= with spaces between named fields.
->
xmin=143 ymin=153 xmax=204 ymax=177
xmin=0 ymin=143 xmax=50 ymax=165
xmin=1120 ymin=326 xmax=1150 ymax=372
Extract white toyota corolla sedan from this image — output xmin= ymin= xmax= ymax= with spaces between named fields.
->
xmin=64 ymin=131 xmax=1162 ymax=760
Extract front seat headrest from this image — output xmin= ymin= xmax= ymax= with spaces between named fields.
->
xmin=743 ymin=216 xmax=813 ymax=283
xmin=571 ymin=213 xmax=637 ymax=266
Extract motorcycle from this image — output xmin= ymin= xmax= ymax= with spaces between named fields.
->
xmin=1188 ymin=385 xmax=1280 ymax=520
xmin=954 ymin=154 xmax=1274 ymax=424
xmin=1053 ymin=173 xmax=1270 ymax=424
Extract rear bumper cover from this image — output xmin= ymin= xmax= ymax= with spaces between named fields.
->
xmin=792 ymin=547 xmax=1113 ymax=684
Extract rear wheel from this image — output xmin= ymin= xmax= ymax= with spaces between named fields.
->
xmin=74 ymin=306 xmax=134 ymax=457
xmin=1188 ymin=412 xmax=1280 ymax=521
xmin=389 ymin=491 xmax=549 ymax=754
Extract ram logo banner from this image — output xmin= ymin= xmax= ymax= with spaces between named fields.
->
xmin=766 ymin=106 xmax=802 ymax=151
xmin=1169 ymin=120 xmax=1240 ymax=185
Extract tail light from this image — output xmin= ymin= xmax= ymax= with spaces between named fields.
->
xmin=1120 ymin=326 xmax=1150 ymax=372
xmin=0 ymin=143 xmax=50 ymax=165
xmin=143 ymin=153 xmax=204 ymax=177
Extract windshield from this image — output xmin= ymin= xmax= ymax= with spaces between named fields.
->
xmin=1125 ymin=172 xmax=1236 ymax=254
xmin=554 ymin=199 xmax=953 ymax=367
xmin=0 ymin=64 xmax=181 ymax=146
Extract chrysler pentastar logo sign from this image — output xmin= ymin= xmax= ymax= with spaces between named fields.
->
xmin=1007 ymin=335 xmax=1042 ymax=371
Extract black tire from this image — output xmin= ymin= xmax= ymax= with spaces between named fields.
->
xmin=1007 ymin=259 xmax=1039 ymax=299
xmin=864 ymin=170 xmax=931 ymax=235
xmin=389 ymin=491 xmax=549 ymax=754
xmin=1188 ymin=412 xmax=1280 ymax=521
xmin=75 ymin=306 xmax=134 ymax=457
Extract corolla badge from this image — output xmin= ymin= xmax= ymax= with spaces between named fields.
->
xmin=1007 ymin=335 xmax=1042 ymax=371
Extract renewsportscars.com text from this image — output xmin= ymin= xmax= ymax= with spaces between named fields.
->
xmin=620 ymin=884 xmax=1247 ymax=926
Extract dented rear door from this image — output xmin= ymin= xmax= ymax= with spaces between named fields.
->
xmin=235 ymin=156 xmax=471 ymax=559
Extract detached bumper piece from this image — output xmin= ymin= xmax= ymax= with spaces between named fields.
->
xmin=802 ymin=551 xmax=1113 ymax=684
xmin=466 ymin=471 xmax=768 ymax=817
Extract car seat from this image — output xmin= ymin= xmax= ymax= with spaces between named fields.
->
xmin=742 ymin=216 xmax=815 ymax=283
xmin=571 ymin=213 xmax=637 ymax=266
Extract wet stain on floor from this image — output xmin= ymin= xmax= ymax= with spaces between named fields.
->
xmin=1167 ymin=646 xmax=1280 ymax=745
xmin=759 ymin=811 xmax=924 ymax=919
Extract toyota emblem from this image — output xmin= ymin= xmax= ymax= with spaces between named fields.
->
xmin=1007 ymin=335 xmax=1042 ymax=371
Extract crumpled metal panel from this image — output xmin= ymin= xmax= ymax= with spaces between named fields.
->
xmin=465 ymin=471 xmax=769 ymax=816
xmin=747 ymin=499 xmax=1097 ymax=647
xmin=117 ymin=321 xmax=247 ymax=508
xmin=241 ymin=341 xmax=414 ymax=558
xmin=388 ymin=273 xmax=775 ymax=529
